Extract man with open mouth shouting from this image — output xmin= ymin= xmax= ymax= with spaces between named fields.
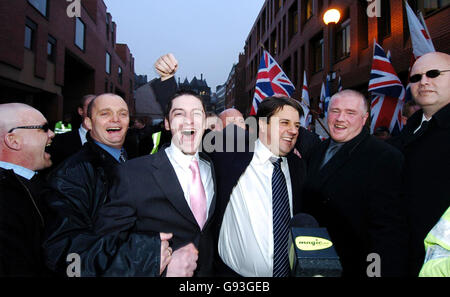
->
xmin=0 ymin=103 xmax=55 ymax=276
xmin=42 ymin=93 xmax=172 ymax=277
xmin=96 ymin=87 xmax=216 ymax=277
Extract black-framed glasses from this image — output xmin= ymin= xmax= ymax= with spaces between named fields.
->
xmin=8 ymin=123 xmax=50 ymax=133
xmin=409 ymin=69 xmax=450 ymax=83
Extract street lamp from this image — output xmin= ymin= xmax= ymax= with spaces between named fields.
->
xmin=323 ymin=9 xmax=341 ymax=25
xmin=323 ymin=8 xmax=341 ymax=80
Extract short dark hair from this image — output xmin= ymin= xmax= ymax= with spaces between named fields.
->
xmin=79 ymin=94 xmax=96 ymax=108
xmin=86 ymin=93 xmax=126 ymax=118
xmin=256 ymin=96 xmax=303 ymax=124
xmin=164 ymin=90 xmax=206 ymax=120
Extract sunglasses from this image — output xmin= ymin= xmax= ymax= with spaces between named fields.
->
xmin=409 ymin=69 xmax=450 ymax=83
xmin=8 ymin=123 xmax=50 ymax=133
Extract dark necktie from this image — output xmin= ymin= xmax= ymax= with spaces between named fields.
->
xmin=414 ymin=120 xmax=429 ymax=136
xmin=271 ymin=157 xmax=291 ymax=277
xmin=119 ymin=150 xmax=127 ymax=163
xmin=321 ymin=141 xmax=342 ymax=168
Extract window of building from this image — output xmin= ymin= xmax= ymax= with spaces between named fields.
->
xmin=275 ymin=0 xmax=283 ymax=15
xmin=283 ymin=56 xmax=292 ymax=82
xmin=106 ymin=52 xmax=111 ymax=74
xmin=75 ymin=17 xmax=85 ymax=51
xmin=24 ymin=18 xmax=37 ymax=50
xmin=412 ymin=0 xmax=450 ymax=15
xmin=305 ymin=0 xmax=313 ymax=22
xmin=256 ymin=21 xmax=259 ymax=46
xmin=47 ymin=35 xmax=56 ymax=62
xmin=378 ymin=0 xmax=391 ymax=41
xmin=336 ymin=18 xmax=350 ymax=61
xmin=293 ymin=50 xmax=298 ymax=86
xmin=118 ymin=66 xmax=123 ymax=85
xmin=262 ymin=7 xmax=267 ymax=37
xmin=311 ymin=34 xmax=324 ymax=73
xmin=317 ymin=0 xmax=323 ymax=14
xmin=358 ymin=0 xmax=369 ymax=50
xmin=28 ymin=0 xmax=48 ymax=17
xmin=288 ymin=1 xmax=298 ymax=44
xmin=111 ymin=25 xmax=115 ymax=46
xmin=106 ymin=14 xmax=110 ymax=40
xmin=270 ymin=29 xmax=277 ymax=55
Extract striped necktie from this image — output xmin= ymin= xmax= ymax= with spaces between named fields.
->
xmin=271 ymin=157 xmax=291 ymax=277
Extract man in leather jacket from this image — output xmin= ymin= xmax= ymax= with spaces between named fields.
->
xmin=42 ymin=94 xmax=172 ymax=276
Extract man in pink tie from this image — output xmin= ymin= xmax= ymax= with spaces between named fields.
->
xmin=96 ymin=84 xmax=216 ymax=277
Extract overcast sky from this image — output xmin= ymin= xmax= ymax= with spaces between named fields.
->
xmin=103 ymin=0 xmax=265 ymax=91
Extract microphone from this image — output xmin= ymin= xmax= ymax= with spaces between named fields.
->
xmin=289 ymin=213 xmax=342 ymax=277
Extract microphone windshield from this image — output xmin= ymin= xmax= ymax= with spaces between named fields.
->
xmin=290 ymin=213 xmax=319 ymax=228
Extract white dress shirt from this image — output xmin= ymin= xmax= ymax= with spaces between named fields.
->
xmin=165 ymin=142 xmax=214 ymax=221
xmin=218 ymin=139 xmax=293 ymax=277
xmin=79 ymin=126 xmax=88 ymax=145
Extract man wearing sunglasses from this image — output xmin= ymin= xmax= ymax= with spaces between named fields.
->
xmin=388 ymin=52 xmax=450 ymax=276
xmin=0 ymin=103 xmax=55 ymax=276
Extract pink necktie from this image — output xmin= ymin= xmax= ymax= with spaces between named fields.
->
xmin=189 ymin=158 xmax=207 ymax=229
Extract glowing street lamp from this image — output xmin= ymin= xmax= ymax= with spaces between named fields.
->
xmin=323 ymin=8 xmax=341 ymax=25
xmin=323 ymin=8 xmax=341 ymax=80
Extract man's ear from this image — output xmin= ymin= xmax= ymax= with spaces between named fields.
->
xmin=258 ymin=118 xmax=267 ymax=134
xmin=84 ymin=117 xmax=92 ymax=131
xmin=4 ymin=133 xmax=22 ymax=151
xmin=362 ymin=112 xmax=369 ymax=125
xmin=164 ymin=118 xmax=171 ymax=131
xmin=78 ymin=107 xmax=84 ymax=117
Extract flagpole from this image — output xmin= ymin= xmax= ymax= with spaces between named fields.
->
xmin=259 ymin=42 xmax=267 ymax=52
xmin=298 ymin=97 xmax=330 ymax=137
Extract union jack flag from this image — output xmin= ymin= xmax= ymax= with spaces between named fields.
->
xmin=319 ymin=75 xmax=331 ymax=118
xmin=250 ymin=50 xmax=295 ymax=115
xmin=300 ymin=70 xmax=312 ymax=128
xmin=337 ymin=75 xmax=343 ymax=92
xmin=368 ymin=42 xmax=405 ymax=135
xmin=404 ymin=2 xmax=435 ymax=103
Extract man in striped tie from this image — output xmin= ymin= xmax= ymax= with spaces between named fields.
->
xmin=212 ymin=96 xmax=306 ymax=277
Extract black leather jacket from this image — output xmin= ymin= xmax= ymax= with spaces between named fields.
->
xmin=42 ymin=135 xmax=161 ymax=276
xmin=0 ymin=168 xmax=48 ymax=276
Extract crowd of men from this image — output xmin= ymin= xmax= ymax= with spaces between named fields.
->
xmin=0 ymin=51 xmax=449 ymax=277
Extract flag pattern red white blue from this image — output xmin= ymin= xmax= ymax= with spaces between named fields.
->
xmin=405 ymin=1 xmax=435 ymax=60
xmin=319 ymin=75 xmax=331 ymax=118
xmin=250 ymin=50 xmax=295 ymax=115
xmin=404 ymin=2 xmax=435 ymax=103
xmin=337 ymin=76 xmax=343 ymax=92
xmin=368 ymin=42 xmax=405 ymax=135
xmin=300 ymin=71 xmax=311 ymax=128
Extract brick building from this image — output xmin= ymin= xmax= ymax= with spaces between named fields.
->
xmin=225 ymin=52 xmax=247 ymax=114
xmin=0 ymin=0 xmax=135 ymax=126
xmin=241 ymin=0 xmax=450 ymax=116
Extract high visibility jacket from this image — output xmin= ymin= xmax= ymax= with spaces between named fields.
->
xmin=419 ymin=206 xmax=450 ymax=277
xmin=54 ymin=121 xmax=72 ymax=134
xmin=150 ymin=131 xmax=161 ymax=154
